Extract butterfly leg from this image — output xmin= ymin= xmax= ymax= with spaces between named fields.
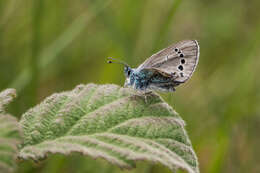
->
xmin=144 ymin=94 xmax=147 ymax=103
xmin=134 ymin=90 xmax=151 ymax=103
xmin=132 ymin=90 xmax=146 ymax=103
xmin=143 ymin=90 xmax=152 ymax=103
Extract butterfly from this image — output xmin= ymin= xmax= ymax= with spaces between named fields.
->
xmin=108 ymin=40 xmax=199 ymax=92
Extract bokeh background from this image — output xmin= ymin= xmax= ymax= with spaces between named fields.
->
xmin=1 ymin=0 xmax=260 ymax=172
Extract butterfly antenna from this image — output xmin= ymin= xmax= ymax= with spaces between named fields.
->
xmin=107 ymin=57 xmax=129 ymax=67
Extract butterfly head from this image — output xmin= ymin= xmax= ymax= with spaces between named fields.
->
xmin=107 ymin=57 xmax=133 ymax=87
xmin=123 ymin=66 xmax=134 ymax=87
xmin=123 ymin=66 xmax=132 ymax=77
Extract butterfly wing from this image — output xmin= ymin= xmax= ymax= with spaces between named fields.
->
xmin=137 ymin=40 xmax=199 ymax=83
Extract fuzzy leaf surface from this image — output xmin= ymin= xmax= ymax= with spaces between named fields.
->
xmin=0 ymin=89 xmax=16 ymax=113
xmin=19 ymin=84 xmax=199 ymax=173
xmin=0 ymin=89 xmax=21 ymax=173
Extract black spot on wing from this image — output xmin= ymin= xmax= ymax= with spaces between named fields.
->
xmin=178 ymin=65 xmax=183 ymax=71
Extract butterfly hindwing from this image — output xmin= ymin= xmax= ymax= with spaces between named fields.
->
xmin=137 ymin=40 xmax=199 ymax=83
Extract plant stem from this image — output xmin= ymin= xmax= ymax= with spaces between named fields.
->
xmin=29 ymin=0 xmax=43 ymax=106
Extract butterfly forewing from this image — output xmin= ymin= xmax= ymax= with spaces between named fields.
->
xmin=137 ymin=40 xmax=199 ymax=83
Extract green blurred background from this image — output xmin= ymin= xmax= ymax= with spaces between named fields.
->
xmin=1 ymin=0 xmax=260 ymax=172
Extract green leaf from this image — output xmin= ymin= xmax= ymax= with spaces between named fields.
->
xmin=0 ymin=89 xmax=22 ymax=173
xmin=19 ymin=84 xmax=199 ymax=173
xmin=0 ymin=89 xmax=16 ymax=113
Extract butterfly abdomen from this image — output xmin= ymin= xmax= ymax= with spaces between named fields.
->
xmin=129 ymin=69 xmax=177 ymax=92
xmin=148 ymin=74 xmax=178 ymax=92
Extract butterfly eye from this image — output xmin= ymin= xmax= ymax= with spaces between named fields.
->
xmin=128 ymin=70 xmax=131 ymax=76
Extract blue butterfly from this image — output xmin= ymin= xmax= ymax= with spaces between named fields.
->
xmin=108 ymin=40 xmax=199 ymax=93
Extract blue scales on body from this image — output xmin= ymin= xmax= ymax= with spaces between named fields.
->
xmin=124 ymin=66 xmax=181 ymax=92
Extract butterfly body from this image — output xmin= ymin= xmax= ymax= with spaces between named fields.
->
xmin=108 ymin=40 xmax=199 ymax=92
xmin=124 ymin=67 xmax=181 ymax=92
